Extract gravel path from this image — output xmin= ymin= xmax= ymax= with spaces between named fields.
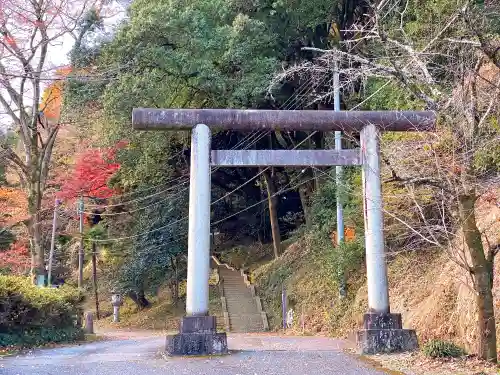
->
xmin=0 ymin=334 xmax=391 ymax=375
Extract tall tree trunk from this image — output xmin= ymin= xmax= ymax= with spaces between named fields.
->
xmin=263 ymin=170 xmax=281 ymax=259
xmin=127 ymin=290 xmax=150 ymax=309
xmin=137 ymin=288 xmax=150 ymax=309
xmin=298 ymin=186 xmax=311 ymax=228
xmin=459 ymin=193 xmax=497 ymax=362
xmin=298 ymin=171 xmax=315 ymax=228
xmin=28 ymin=180 xmax=44 ymax=285
xmin=312 ymin=131 xmax=325 ymax=190
xmin=92 ymin=243 xmax=100 ymax=319
xmin=170 ymin=256 xmax=179 ymax=305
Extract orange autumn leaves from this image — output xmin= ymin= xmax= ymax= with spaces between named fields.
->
xmin=330 ymin=227 xmax=356 ymax=247
xmin=40 ymin=66 xmax=72 ymax=121
xmin=0 ymin=187 xmax=29 ymax=274
xmin=0 ymin=187 xmax=28 ymax=228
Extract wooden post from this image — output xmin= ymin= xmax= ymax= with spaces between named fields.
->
xmin=301 ymin=305 xmax=305 ymax=334
xmin=282 ymin=285 xmax=287 ymax=330
xmin=84 ymin=312 xmax=94 ymax=334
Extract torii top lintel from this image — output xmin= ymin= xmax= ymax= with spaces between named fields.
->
xmin=132 ymin=108 xmax=436 ymax=132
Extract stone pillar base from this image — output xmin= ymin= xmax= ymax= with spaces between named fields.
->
xmin=165 ymin=316 xmax=228 ymax=356
xmin=356 ymin=312 xmax=418 ymax=354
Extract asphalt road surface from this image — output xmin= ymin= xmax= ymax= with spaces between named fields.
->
xmin=0 ymin=333 xmax=391 ymax=375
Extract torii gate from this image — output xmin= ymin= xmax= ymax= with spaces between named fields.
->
xmin=132 ymin=108 xmax=436 ymax=356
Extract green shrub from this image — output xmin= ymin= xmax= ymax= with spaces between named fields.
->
xmin=422 ymin=339 xmax=465 ymax=358
xmin=474 ymin=141 xmax=500 ymax=174
xmin=0 ymin=275 xmax=85 ymax=347
xmin=0 ymin=327 xmax=84 ymax=347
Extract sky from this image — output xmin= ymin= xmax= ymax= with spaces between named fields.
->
xmin=0 ymin=0 xmax=129 ymax=130
xmin=54 ymin=1 xmax=128 ymax=67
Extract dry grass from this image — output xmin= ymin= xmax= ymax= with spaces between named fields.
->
xmin=92 ymin=270 xmax=223 ymax=332
xmin=372 ymin=351 xmax=500 ymax=375
xmin=252 ymin=188 xmax=500 ymax=355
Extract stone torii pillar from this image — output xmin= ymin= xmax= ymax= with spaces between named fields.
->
xmin=132 ymin=108 xmax=435 ymax=356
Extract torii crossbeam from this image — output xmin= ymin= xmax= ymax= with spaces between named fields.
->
xmin=132 ymin=108 xmax=436 ymax=356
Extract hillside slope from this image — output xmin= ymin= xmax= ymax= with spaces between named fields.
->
xmin=253 ymin=189 xmax=500 ymax=352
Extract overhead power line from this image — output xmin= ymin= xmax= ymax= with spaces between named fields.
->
xmin=88 ymin=169 xmax=320 ymax=243
xmin=88 ymin=123 xmax=331 ymax=242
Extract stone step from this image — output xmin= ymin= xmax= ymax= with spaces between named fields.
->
xmin=216 ymin=264 xmax=265 ymax=333
xmin=224 ymin=286 xmax=252 ymax=294
xmin=227 ymin=309 xmax=259 ymax=315
xmin=229 ymin=327 xmax=263 ymax=332
xmin=230 ymin=327 xmax=263 ymax=332
xmin=224 ymin=288 xmax=252 ymax=292
xmin=227 ymin=307 xmax=258 ymax=312
xmin=226 ymin=303 xmax=257 ymax=307
xmin=226 ymin=302 xmax=257 ymax=306
xmin=224 ymin=292 xmax=252 ymax=296
xmin=222 ymin=280 xmax=247 ymax=284
xmin=225 ymin=298 xmax=255 ymax=302
xmin=231 ymin=329 xmax=263 ymax=333
xmin=224 ymin=292 xmax=254 ymax=297
xmin=229 ymin=315 xmax=263 ymax=320
xmin=225 ymin=298 xmax=255 ymax=303
xmin=228 ymin=315 xmax=263 ymax=320
xmin=230 ymin=324 xmax=263 ymax=330
xmin=226 ymin=301 xmax=257 ymax=307
xmin=231 ymin=324 xmax=263 ymax=328
xmin=221 ymin=280 xmax=246 ymax=283
xmin=225 ymin=298 xmax=254 ymax=302
xmin=224 ymin=293 xmax=254 ymax=299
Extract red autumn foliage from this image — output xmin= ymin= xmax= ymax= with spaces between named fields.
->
xmin=0 ymin=242 xmax=30 ymax=275
xmin=4 ymin=35 xmax=16 ymax=47
xmin=57 ymin=143 xmax=125 ymax=201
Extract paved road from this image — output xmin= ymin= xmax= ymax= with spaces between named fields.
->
xmin=0 ymin=334 xmax=390 ymax=375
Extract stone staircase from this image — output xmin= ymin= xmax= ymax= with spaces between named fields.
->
xmin=214 ymin=259 xmax=268 ymax=333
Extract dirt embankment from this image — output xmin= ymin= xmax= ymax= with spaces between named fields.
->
xmin=254 ymin=190 xmax=500 ymax=353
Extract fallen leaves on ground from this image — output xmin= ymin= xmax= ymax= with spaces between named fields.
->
xmin=371 ymin=351 xmax=500 ymax=375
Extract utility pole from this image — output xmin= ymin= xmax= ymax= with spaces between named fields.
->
xmin=92 ymin=242 xmax=100 ymax=319
xmin=78 ymin=196 xmax=84 ymax=288
xmin=334 ymin=61 xmax=346 ymax=298
xmin=47 ymin=198 xmax=60 ymax=286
